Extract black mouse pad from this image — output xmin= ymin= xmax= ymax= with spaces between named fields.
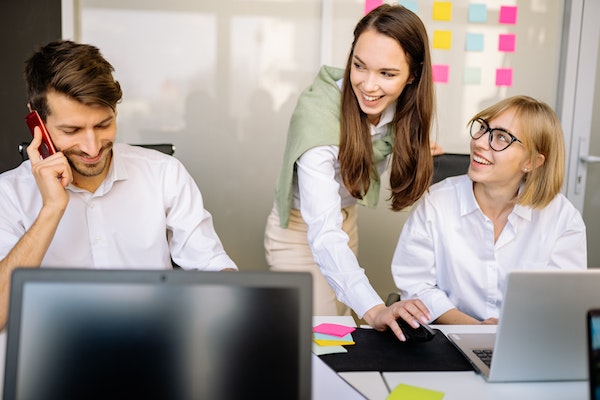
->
xmin=319 ymin=328 xmax=474 ymax=372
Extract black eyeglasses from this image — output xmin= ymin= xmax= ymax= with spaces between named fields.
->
xmin=469 ymin=118 xmax=522 ymax=152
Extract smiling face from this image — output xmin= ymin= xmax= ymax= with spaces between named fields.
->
xmin=45 ymin=90 xmax=117 ymax=186
xmin=468 ymin=108 xmax=532 ymax=191
xmin=350 ymin=29 xmax=413 ymax=126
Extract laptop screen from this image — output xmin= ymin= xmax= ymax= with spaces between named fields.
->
xmin=3 ymin=269 xmax=312 ymax=400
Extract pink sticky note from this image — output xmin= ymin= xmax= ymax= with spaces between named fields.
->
xmin=498 ymin=34 xmax=516 ymax=52
xmin=364 ymin=0 xmax=383 ymax=15
xmin=432 ymin=64 xmax=449 ymax=83
xmin=499 ymin=6 xmax=517 ymax=24
xmin=313 ymin=323 xmax=356 ymax=337
xmin=496 ymin=68 xmax=513 ymax=86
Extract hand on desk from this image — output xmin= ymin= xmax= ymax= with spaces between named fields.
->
xmin=362 ymin=299 xmax=432 ymax=342
xmin=480 ymin=317 xmax=498 ymax=325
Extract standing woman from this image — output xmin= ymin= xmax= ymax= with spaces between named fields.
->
xmin=264 ymin=4 xmax=434 ymax=340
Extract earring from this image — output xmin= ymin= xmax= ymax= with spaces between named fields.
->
xmin=523 ymin=168 xmax=529 ymax=173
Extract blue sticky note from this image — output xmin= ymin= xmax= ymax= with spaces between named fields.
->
xmin=465 ymin=33 xmax=484 ymax=51
xmin=313 ymin=332 xmax=354 ymax=342
xmin=468 ymin=3 xmax=487 ymax=23
xmin=398 ymin=0 xmax=418 ymax=14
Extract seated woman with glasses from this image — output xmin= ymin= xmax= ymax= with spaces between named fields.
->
xmin=388 ymin=95 xmax=587 ymax=325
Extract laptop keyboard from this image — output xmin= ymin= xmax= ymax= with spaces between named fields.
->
xmin=473 ymin=349 xmax=493 ymax=367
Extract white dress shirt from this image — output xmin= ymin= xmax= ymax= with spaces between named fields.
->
xmin=392 ymin=175 xmax=587 ymax=322
xmin=0 ymin=143 xmax=237 ymax=271
xmin=290 ymin=104 xmax=395 ymax=317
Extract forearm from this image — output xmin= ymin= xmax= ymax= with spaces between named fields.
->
xmin=433 ymin=308 xmax=481 ymax=324
xmin=0 ymin=206 xmax=64 ymax=328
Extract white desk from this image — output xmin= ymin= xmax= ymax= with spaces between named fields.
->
xmin=316 ymin=319 xmax=589 ymax=400
xmin=0 ymin=321 xmax=590 ymax=399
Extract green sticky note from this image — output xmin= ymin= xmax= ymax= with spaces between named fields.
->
xmin=387 ymin=383 xmax=444 ymax=400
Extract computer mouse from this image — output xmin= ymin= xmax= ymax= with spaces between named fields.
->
xmin=396 ymin=318 xmax=436 ymax=342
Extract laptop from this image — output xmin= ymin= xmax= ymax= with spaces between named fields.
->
xmin=3 ymin=268 xmax=312 ymax=400
xmin=448 ymin=269 xmax=600 ymax=382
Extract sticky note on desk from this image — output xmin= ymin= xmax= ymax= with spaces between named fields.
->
xmin=313 ymin=332 xmax=353 ymax=342
xmin=312 ymin=342 xmax=347 ymax=355
xmin=387 ymin=383 xmax=444 ymax=400
xmin=313 ymin=323 xmax=355 ymax=337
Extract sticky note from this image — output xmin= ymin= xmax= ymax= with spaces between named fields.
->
xmin=312 ymin=343 xmax=347 ymax=355
xmin=466 ymin=33 xmax=484 ymax=51
xmin=496 ymin=68 xmax=513 ymax=86
xmin=498 ymin=34 xmax=516 ymax=52
xmin=313 ymin=332 xmax=354 ymax=342
xmin=432 ymin=64 xmax=449 ymax=83
xmin=432 ymin=2 xmax=452 ymax=21
xmin=464 ymin=67 xmax=482 ymax=84
xmin=313 ymin=323 xmax=355 ymax=337
xmin=398 ymin=0 xmax=418 ymax=14
xmin=468 ymin=4 xmax=487 ymax=23
xmin=433 ymin=30 xmax=452 ymax=50
xmin=499 ymin=6 xmax=517 ymax=24
xmin=314 ymin=338 xmax=355 ymax=346
xmin=364 ymin=0 xmax=383 ymax=15
xmin=387 ymin=384 xmax=444 ymax=400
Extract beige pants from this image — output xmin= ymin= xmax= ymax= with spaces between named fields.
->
xmin=264 ymin=204 xmax=358 ymax=316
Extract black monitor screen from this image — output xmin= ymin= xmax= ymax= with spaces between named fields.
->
xmin=4 ymin=270 xmax=312 ymax=400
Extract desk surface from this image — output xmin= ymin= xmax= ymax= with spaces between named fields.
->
xmin=316 ymin=318 xmax=589 ymax=400
xmin=0 ymin=318 xmax=590 ymax=400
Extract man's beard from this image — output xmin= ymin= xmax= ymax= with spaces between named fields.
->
xmin=65 ymin=142 xmax=113 ymax=177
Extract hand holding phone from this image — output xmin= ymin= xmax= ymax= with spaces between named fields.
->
xmin=25 ymin=110 xmax=56 ymax=159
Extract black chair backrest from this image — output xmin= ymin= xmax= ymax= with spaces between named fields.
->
xmin=18 ymin=142 xmax=175 ymax=161
xmin=432 ymin=153 xmax=470 ymax=184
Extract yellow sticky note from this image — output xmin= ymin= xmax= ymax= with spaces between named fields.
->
xmin=433 ymin=30 xmax=452 ymax=50
xmin=387 ymin=383 xmax=444 ymax=400
xmin=432 ymin=2 xmax=452 ymax=21
xmin=313 ymin=339 xmax=355 ymax=346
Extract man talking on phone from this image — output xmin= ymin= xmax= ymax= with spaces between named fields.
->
xmin=0 ymin=40 xmax=237 ymax=328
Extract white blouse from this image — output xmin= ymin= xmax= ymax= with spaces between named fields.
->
xmin=392 ymin=175 xmax=587 ymax=322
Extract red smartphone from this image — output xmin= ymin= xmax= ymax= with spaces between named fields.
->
xmin=25 ymin=110 xmax=56 ymax=159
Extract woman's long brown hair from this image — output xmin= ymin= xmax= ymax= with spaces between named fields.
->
xmin=339 ymin=4 xmax=434 ymax=210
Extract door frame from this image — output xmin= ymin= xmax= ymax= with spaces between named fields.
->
xmin=559 ymin=0 xmax=600 ymax=212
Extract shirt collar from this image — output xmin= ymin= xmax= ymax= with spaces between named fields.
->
xmin=458 ymin=176 xmax=533 ymax=221
xmin=374 ymin=102 xmax=396 ymax=130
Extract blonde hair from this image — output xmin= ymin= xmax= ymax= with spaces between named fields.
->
xmin=469 ymin=95 xmax=565 ymax=208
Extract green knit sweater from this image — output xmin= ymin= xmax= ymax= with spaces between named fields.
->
xmin=274 ymin=65 xmax=393 ymax=228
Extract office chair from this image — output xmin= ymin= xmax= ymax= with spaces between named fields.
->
xmin=18 ymin=142 xmax=175 ymax=161
xmin=432 ymin=153 xmax=470 ymax=184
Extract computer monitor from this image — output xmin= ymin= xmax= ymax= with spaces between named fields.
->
xmin=3 ymin=268 xmax=312 ymax=400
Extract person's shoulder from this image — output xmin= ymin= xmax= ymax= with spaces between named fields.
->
xmin=544 ymin=192 xmax=582 ymax=217
xmin=426 ymin=175 xmax=469 ymax=199
xmin=0 ymin=161 xmax=34 ymax=186
xmin=114 ymin=143 xmax=177 ymax=164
